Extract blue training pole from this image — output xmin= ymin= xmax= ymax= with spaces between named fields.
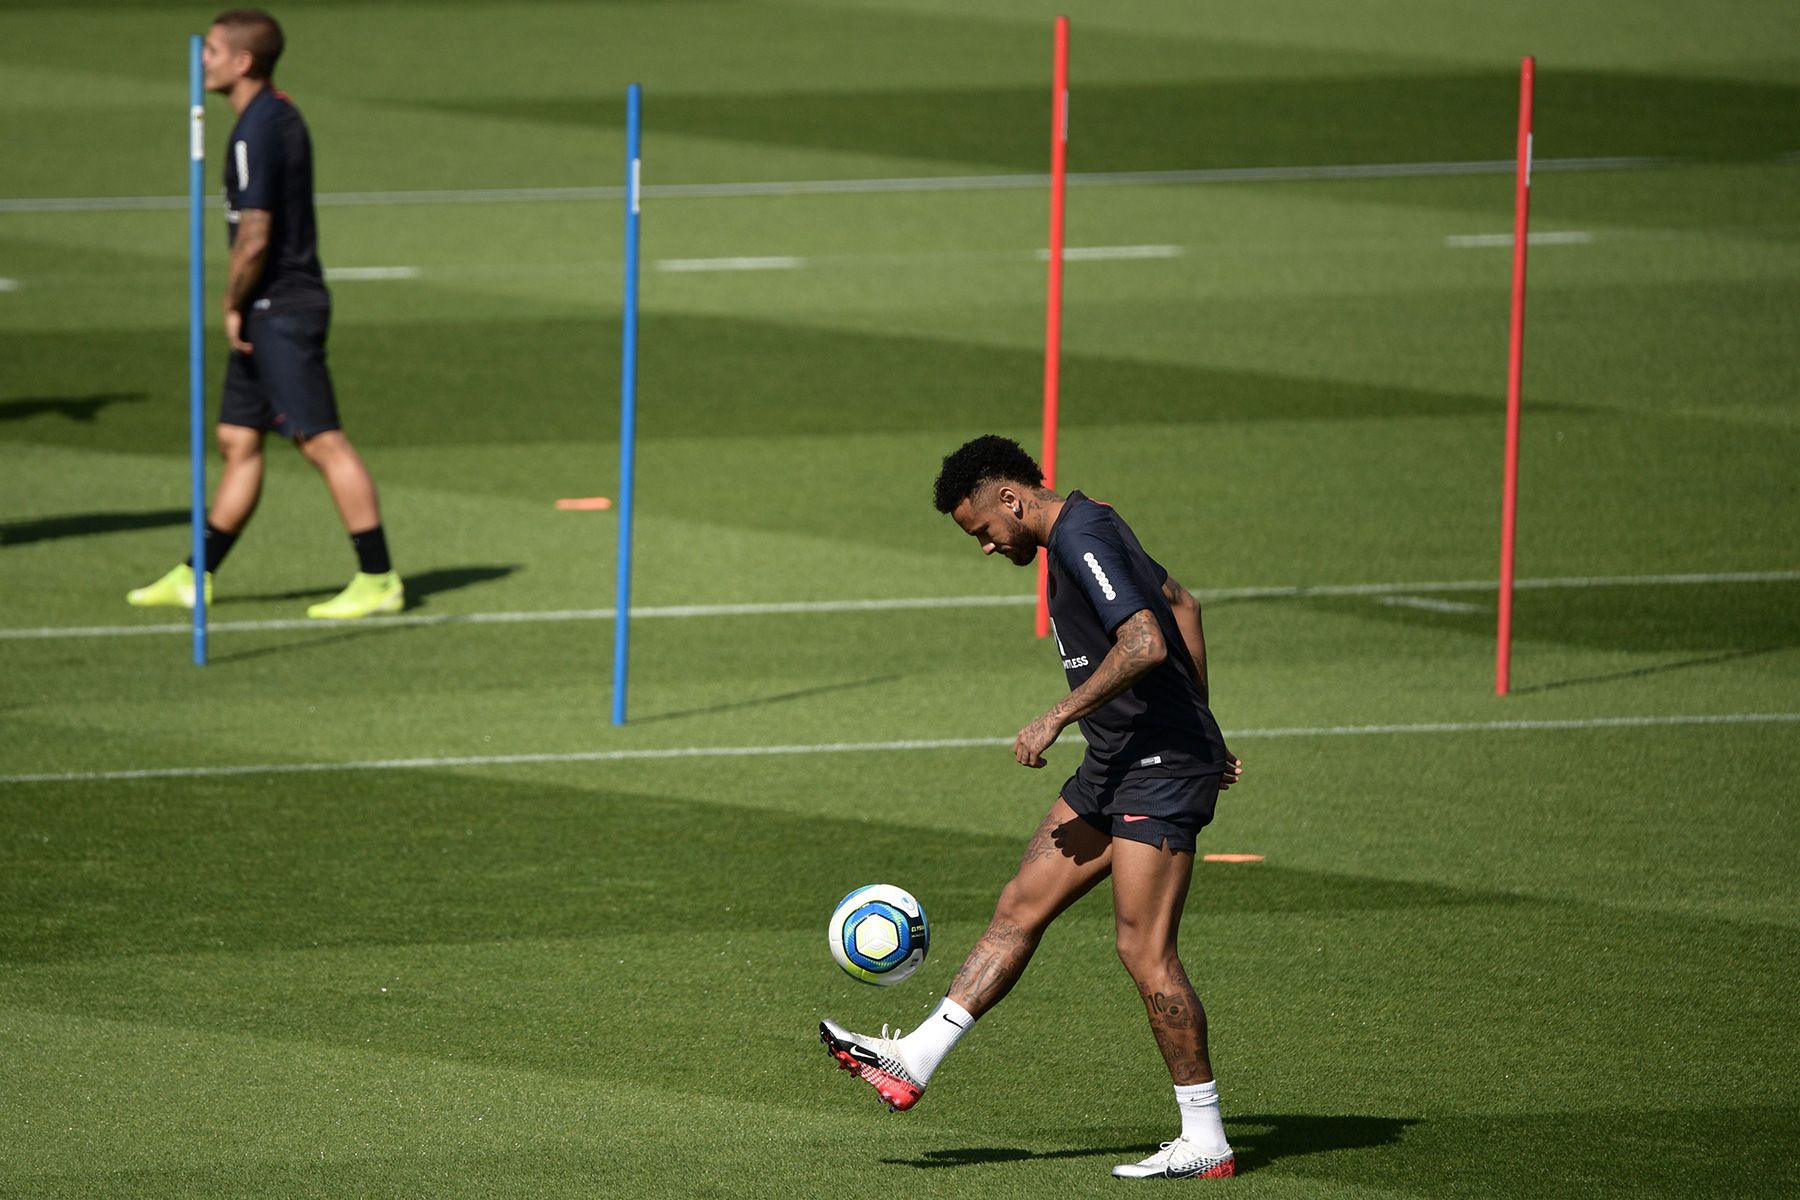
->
xmin=188 ymin=35 xmax=208 ymax=665
xmin=611 ymin=83 xmax=641 ymax=725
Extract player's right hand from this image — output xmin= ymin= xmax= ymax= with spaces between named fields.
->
xmin=1220 ymin=755 xmax=1244 ymax=791
xmin=225 ymin=308 xmax=253 ymax=355
xmin=1013 ymin=714 xmax=1061 ymax=768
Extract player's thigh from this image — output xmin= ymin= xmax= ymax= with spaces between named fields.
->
xmin=219 ymin=347 xmax=274 ymax=433
xmin=997 ymin=797 xmax=1114 ymax=927
xmin=1110 ymin=835 xmax=1196 ymax=950
xmin=252 ymin=308 xmax=341 ymax=439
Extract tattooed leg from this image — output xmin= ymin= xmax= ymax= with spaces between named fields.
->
xmin=1112 ymin=836 xmax=1214 ymax=1085
xmin=1133 ymin=962 xmax=1213 ymax=1085
xmin=947 ymin=796 xmax=1113 ymax=1019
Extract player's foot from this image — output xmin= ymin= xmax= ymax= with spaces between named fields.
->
xmin=306 ymin=571 xmax=404 ymax=619
xmin=819 ymin=1019 xmax=925 ymax=1112
xmin=126 ymin=564 xmax=212 ymax=608
xmin=1111 ymin=1139 xmax=1236 ymax=1180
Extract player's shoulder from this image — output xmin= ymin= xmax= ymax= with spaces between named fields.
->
xmin=244 ymin=89 xmax=306 ymax=128
xmin=1055 ymin=491 xmax=1129 ymax=542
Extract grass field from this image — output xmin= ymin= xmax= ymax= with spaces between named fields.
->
xmin=3 ymin=0 xmax=1799 ymax=1195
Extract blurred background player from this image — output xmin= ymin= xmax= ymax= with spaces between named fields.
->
xmin=820 ymin=435 xmax=1243 ymax=1181
xmin=128 ymin=8 xmax=402 ymax=619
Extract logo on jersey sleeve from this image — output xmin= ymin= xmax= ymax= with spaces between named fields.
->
xmin=1082 ymin=552 xmax=1117 ymax=600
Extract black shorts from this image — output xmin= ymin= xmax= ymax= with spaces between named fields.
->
xmin=220 ymin=304 xmax=340 ymax=437
xmin=1062 ymin=765 xmax=1221 ymax=854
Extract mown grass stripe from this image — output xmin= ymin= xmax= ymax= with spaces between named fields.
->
xmin=0 ymin=155 xmax=1677 ymax=214
xmin=5 ymin=570 xmax=1791 ymax=642
xmin=3 ymin=713 xmax=1792 ymax=785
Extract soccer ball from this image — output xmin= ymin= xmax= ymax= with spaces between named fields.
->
xmin=828 ymin=884 xmax=929 ymax=986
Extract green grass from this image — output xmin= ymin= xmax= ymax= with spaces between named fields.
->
xmin=3 ymin=0 xmax=1799 ymax=1195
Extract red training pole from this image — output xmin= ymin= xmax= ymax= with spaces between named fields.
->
xmin=1036 ymin=14 xmax=1069 ymax=639
xmin=1495 ymin=55 xmax=1534 ymax=696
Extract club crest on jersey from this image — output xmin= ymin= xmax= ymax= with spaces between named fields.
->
xmin=1082 ymin=552 xmax=1117 ymax=600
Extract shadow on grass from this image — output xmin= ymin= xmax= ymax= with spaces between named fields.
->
xmin=0 ymin=507 xmax=187 ymax=547
xmin=882 ymin=1113 xmax=1415 ymax=1170
xmin=207 ymin=621 xmax=418 ymax=666
xmin=220 ymin=564 xmax=519 ymax=606
xmin=1229 ymin=1112 xmax=1419 ymax=1172
xmin=0 ymin=391 xmax=145 ymax=423
xmin=1512 ymin=644 xmax=1790 ymax=695
xmin=1312 ymin=579 xmax=1800 ymax=659
xmin=633 ymin=673 xmax=904 ymax=725
xmin=879 ymin=1145 xmax=1153 ymax=1169
xmin=205 ymin=567 xmax=520 ymax=663
xmin=1250 ymin=1105 xmax=1800 ymax=1197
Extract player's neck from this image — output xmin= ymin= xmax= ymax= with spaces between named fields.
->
xmin=1024 ymin=492 xmax=1065 ymax=548
xmin=227 ymin=76 xmax=269 ymax=115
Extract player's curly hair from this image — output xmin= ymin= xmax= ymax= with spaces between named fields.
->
xmin=933 ymin=435 xmax=1045 ymax=513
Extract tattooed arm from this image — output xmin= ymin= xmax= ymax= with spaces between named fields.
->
xmin=223 ymin=208 xmax=271 ymax=354
xmin=1013 ymin=608 xmax=1166 ymax=768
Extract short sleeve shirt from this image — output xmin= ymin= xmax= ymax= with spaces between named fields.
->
xmin=1045 ymin=491 xmax=1230 ymax=778
xmin=224 ymin=88 xmax=329 ymax=312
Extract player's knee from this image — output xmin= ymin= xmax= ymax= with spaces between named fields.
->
xmin=1114 ymin=924 xmax=1179 ymax=980
xmin=992 ymin=876 xmax=1055 ymax=935
xmin=215 ymin=427 xmax=261 ymax=463
xmin=295 ymin=430 xmax=346 ymax=465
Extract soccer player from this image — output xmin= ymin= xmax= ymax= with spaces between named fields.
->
xmin=820 ymin=435 xmax=1243 ymax=1180
xmin=128 ymin=8 xmax=402 ymax=619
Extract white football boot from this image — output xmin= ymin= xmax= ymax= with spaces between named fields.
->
xmin=1112 ymin=1137 xmax=1236 ymax=1179
xmin=819 ymin=1019 xmax=925 ymax=1112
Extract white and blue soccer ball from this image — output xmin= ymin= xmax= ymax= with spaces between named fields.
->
xmin=828 ymin=883 xmax=929 ymax=986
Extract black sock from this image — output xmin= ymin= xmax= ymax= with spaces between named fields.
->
xmin=350 ymin=525 xmax=391 ymax=575
xmin=183 ymin=523 xmax=239 ymax=574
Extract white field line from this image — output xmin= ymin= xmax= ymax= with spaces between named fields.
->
xmin=3 ymin=570 xmax=1794 ymax=643
xmin=323 ymin=265 xmax=421 ymax=281
xmin=0 ymin=277 xmax=19 ymax=292
xmin=0 ymin=155 xmax=1679 ymax=214
xmin=0 ymin=594 xmax=1036 ymax=641
xmin=3 ymin=712 xmax=1794 ymax=786
xmin=654 ymin=255 xmax=805 ymax=272
xmin=1377 ymin=595 xmax=1485 ymax=614
xmin=1445 ymin=231 xmax=1594 ymax=248
xmin=1041 ymin=244 xmax=1183 ymax=261
xmin=1204 ymin=569 xmax=1800 ymax=601
xmin=661 ymin=246 xmax=1183 ymax=273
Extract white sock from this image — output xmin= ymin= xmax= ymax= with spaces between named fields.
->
xmin=896 ymin=997 xmax=976 ymax=1083
xmin=1174 ymin=1080 xmax=1231 ymax=1156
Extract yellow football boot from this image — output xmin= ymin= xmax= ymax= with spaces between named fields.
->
xmin=126 ymin=563 xmax=213 ymax=608
xmin=306 ymin=571 xmax=405 ymax=619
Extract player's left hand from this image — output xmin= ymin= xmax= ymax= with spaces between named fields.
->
xmin=1220 ymin=755 xmax=1244 ymax=791
xmin=1013 ymin=715 xmax=1062 ymax=768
